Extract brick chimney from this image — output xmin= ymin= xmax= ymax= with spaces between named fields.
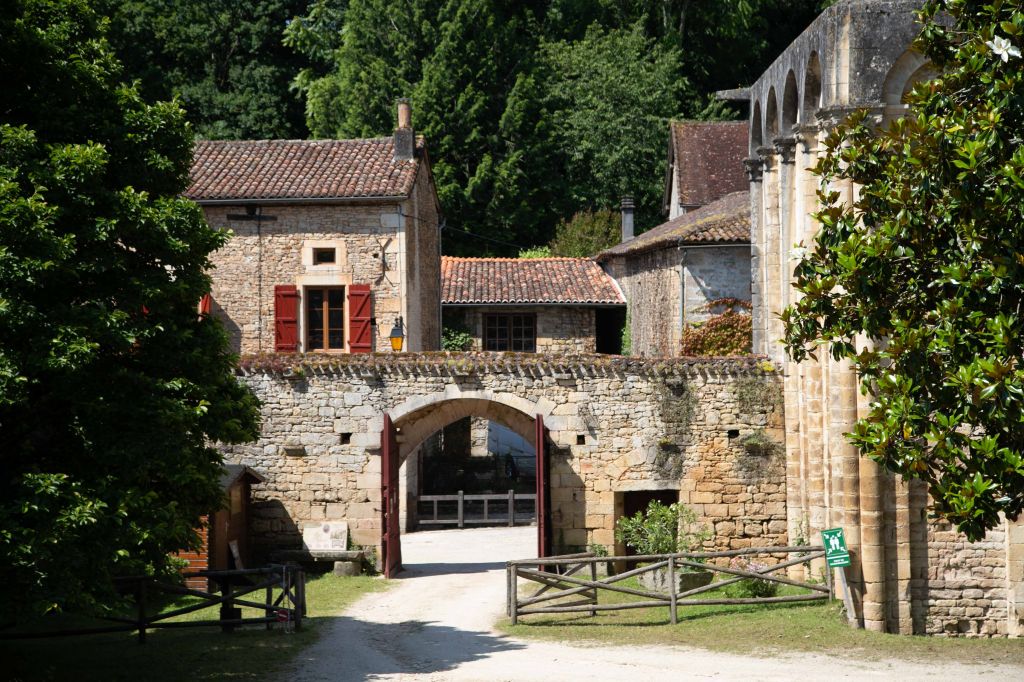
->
xmin=620 ymin=196 xmax=635 ymax=243
xmin=394 ymin=98 xmax=414 ymax=161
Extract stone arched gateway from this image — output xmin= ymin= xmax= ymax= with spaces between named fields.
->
xmin=228 ymin=353 xmax=785 ymax=575
xmin=381 ymin=390 xmax=556 ymax=577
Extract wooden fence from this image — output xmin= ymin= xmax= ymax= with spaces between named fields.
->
xmin=507 ymin=546 xmax=828 ymax=625
xmin=418 ymin=490 xmax=536 ymax=528
xmin=0 ymin=565 xmax=306 ymax=644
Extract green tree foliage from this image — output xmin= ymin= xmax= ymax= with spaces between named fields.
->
xmin=287 ymin=0 xmax=821 ymax=254
xmin=101 ymin=0 xmax=309 ymax=139
xmin=782 ymin=0 xmax=1024 ymax=540
xmin=0 ymin=0 xmax=261 ymax=616
xmin=548 ymin=209 xmax=621 ymax=258
xmin=540 ymin=26 xmax=687 ymax=229
xmin=286 ymin=0 xmax=441 ymax=139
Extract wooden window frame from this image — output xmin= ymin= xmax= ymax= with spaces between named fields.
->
xmin=304 ymin=286 xmax=347 ymax=352
xmin=483 ymin=313 xmax=536 ymax=352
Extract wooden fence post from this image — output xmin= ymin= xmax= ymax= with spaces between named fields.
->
xmin=508 ymin=489 xmax=515 ymax=527
xmin=589 ymin=558 xmax=598 ymax=616
xmin=294 ymin=567 xmax=306 ymax=631
xmin=457 ymin=490 xmax=464 ymax=528
xmin=508 ymin=563 xmax=518 ymax=625
xmin=136 ymin=580 xmax=147 ymax=644
xmin=266 ymin=582 xmax=273 ymax=631
xmin=667 ymin=555 xmax=678 ymax=625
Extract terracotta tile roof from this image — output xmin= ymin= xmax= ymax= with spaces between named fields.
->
xmin=186 ymin=138 xmax=424 ymax=202
xmin=599 ymin=191 xmax=749 ymax=259
xmin=441 ymin=257 xmax=625 ymax=305
xmin=669 ymin=121 xmax=748 ymax=209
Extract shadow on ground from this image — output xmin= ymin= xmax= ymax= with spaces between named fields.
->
xmin=294 ymin=616 xmax=525 ymax=680
xmin=396 ymin=561 xmax=507 ymax=576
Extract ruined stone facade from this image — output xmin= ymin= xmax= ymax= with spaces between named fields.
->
xmin=221 ymin=354 xmax=785 ymax=559
xmin=746 ymin=0 xmax=1023 ymax=636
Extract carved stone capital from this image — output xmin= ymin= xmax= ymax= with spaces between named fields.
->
xmin=772 ymin=136 xmax=797 ymax=164
xmin=794 ymin=123 xmax=820 ymax=154
xmin=743 ymin=157 xmax=764 ymax=183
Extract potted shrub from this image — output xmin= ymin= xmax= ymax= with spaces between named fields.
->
xmin=614 ymin=500 xmax=712 ymax=593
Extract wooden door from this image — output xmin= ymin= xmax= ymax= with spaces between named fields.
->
xmin=381 ymin=414 xmax=402 ymax=578
xmin=535 ymin=414 xmax=551 ymax=558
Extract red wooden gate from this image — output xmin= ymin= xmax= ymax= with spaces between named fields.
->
xmin=535 ymin=414 xmax=550 ymax=558
xmin=381 ymin=414 xmax=402 ymax=578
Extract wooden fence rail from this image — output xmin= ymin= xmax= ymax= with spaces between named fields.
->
xmin=418 ymin=490 xmax=536 ymax=528
xmin=0 ymin=565 xmax=306 ymax=644
xmin=507 ymin=546 xmax=828 ymax=625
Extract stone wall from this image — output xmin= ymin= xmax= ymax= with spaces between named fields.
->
xmin=444 ymin=306 xmax=598 ymax=353
xmin=402 ymin=164 xmax=441 ymax=351
xmin=202 ymin=192 xmax=439 ymax=355
xmin=606 ymin=249 xmax=680 ymax=357
xmin=222 ymin=353 xmax=785 ymax=558
xmin=604 ymin=244 xmax=751 ymax=357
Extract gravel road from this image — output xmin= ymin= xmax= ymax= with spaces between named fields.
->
xmin=288 ymin=526 xmax=1021 ymax=681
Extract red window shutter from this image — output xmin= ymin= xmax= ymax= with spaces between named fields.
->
xmin=199 ymin=294 xmax=212 ymax=316
xmin=274 ymin=285 xmax=299 ymax=352
xmin=348 ymin=284 xmax=373 ymax=353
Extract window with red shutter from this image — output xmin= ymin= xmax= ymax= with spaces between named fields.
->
xmin=348 ymin=284 xmax=372 ymax=353
xmin=199 ymin=293 xmax=212 ymax=317
xmin=274 ymin=285 xmax=299 ymax=352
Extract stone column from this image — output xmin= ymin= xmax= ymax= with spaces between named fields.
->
xmin=745 ymin=157 xmax=766 ymax=356
xmin=758 ymin=146 xmax=783 ymax=364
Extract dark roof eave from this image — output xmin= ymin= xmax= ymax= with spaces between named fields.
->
xmin=190 ymin=194 xmax=410 ymax=206
xmin=598 ymin=237 xmax=749 ymax=261
xmin=442 ymin=301 xmax=626 ymax=307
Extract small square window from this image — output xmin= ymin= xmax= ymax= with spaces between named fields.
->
xmin=313 ymin=247 xmax=336 ymax=265
xmin=340 ymin=433 xmax=352 ymax=445
xmin=576 ymin=434 xmax=586 ymax=445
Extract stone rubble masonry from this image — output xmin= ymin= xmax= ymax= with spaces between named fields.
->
xmin=221 ymin=352 xmax=786 ymax=560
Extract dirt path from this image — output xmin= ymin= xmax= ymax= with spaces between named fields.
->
xmin=289 ymin=527 xmax=1019 ymax=681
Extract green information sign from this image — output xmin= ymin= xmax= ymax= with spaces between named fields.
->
xmin=821 ymin=527 xmax=851 ymax=568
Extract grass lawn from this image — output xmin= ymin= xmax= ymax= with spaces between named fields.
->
xmin=1 ymin=573 xmax=390 ymax=682
xmin=499 ymin=577 xmax=1024 ymax=667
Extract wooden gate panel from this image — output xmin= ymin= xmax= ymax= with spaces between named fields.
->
xmin=535 ymin=414 xmax=550 ymax=558
xmin=381 ymin=414 xmax=402 ymax=578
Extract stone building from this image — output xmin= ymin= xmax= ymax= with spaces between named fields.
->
xmin=599 ymin=193 xmax=751 ymax=357
xmin=741 ymin=0 xmax=1023 ymax=636
xmin=186 ymin=101 xmax=441 ymax=355
xmin=664 ymin=121 xmax=748 ymax=220
xmin=441 ymin=257 xmax=626 ymax=354
xmin=599 ymin=120 xmax=751 ymax=357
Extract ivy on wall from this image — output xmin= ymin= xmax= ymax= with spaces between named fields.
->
xmin=680 ymin=299 xmax=752 ymax=356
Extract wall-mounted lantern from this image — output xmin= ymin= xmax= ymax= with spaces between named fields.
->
xmin=389 ymin=316 xmax=405 ymax=352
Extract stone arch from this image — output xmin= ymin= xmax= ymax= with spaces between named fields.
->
xmin=782 ymin=70 xmax=799 ymax=131
xmin=750 ymin=100 xmax=763 ymax=153
xmin=882 ymin=49 xmax=935 ymax=105
xmin=765 ymin=87 xmax=779 ymax=140
xmin=387 ymin=389 xmax=556 ymax=461
xmin=803 ymin=52 xmax=822 ymax=121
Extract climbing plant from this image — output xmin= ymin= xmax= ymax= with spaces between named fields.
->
xmin=680 ymin=299 xmax=752 ymax=356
